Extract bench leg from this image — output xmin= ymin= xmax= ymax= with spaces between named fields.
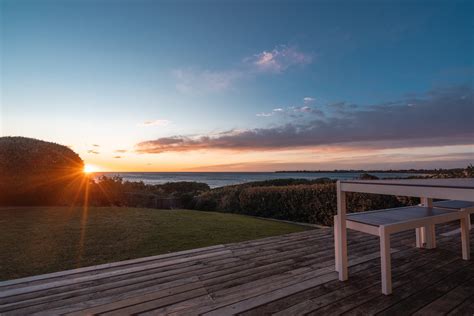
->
xmin=416 ymin=225 xmax=436 ymax=249
xmin=415 ymin=228 xmax=423 ymax=248
xmin=461 ymin=215 xmax=470 ymax=261
xmin=380 ymin=228 xmax=392 ymax=295
xmin=334 ymin=215 xmax=339 ymax=272
xmin=336 ymin=185 xmax=348 ymax=281
xmin=335 ymin=215 xmax=348 ymax=280
xmin=425 ymin=225 xmax=436 ymax=249
xmin=420 ymin=197 xmax=436 ymax=249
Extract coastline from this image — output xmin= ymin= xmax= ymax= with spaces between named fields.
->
xmin=94 ymin=171 xmax=425 ymax=188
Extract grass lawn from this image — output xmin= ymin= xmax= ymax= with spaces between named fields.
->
xmin=0 ymin=207 xmax=311 ymax=281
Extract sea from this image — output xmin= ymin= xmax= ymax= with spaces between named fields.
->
xmin=94 ymin=172 xmax=422 ymax=189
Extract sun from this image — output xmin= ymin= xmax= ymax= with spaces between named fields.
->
xmin=83 ymin=164 xmax=100 ymax=174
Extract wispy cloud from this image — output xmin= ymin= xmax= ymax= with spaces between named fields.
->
xmin=137 ymin=86 xmax=474 ymax=153
xmin=247 ymin=45 xmax=312 ymax=73
xmin=87 ymin=150 xmax=100 ymax=154
xmin=185 ymin=151 xmax=474 ymax=172
xmin=92 ymin=144 xmax=100 ymax=147
xmin=257 ymin=103 xmax=323 ymax=118
xmin=113 ymin=156 xmax=122 ymax=159
xmin=256 ymin=112 xmax=273 ymax=117
xmin=173 ymin=45 xmax=311 ymax=93
xmin=303 ymin=97 xmax=315 ymax=104
xmin=294 ymin=106 xmax=312 ymax=113
xmin=255 ymin=107 xmax=288 ymax=117
xmin=139 ymin=119 xmax=171 ymax=127
xmin=172 ymin=68 xmax=242 ymax=94
xmin=115 ymin=149 xmax=127 ymax=153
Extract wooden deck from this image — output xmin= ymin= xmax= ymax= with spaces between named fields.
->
xmin=1 ymin=222 xmax=473 ymax=315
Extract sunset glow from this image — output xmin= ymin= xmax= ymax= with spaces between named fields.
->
xmin=83 ymin=164 xmax=100 ymax=174
xmin=2 ymin=1 xmax=473 ymax=171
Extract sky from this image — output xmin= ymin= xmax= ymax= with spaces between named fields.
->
xmin=1 ymin=0 xmax=473 ymax=172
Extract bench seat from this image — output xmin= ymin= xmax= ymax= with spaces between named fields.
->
xmin=335 ymin=205 xmax=470 ymax=295
xmin=433 ymin=200 xmax=474 ymax=230
xmin=345 ymin=206 xmax=463 ymax=236
xmin=432 ymin=200 xmax=474 ymax=211
xmin=347 ymin=206 xmax=459 ymax=229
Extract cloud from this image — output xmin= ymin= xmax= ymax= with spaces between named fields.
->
xmin=303 ymin=97 xmax=315 ymax=104
xmin=173 ymin=45 xmax=311 ymax=93
xmin=257 ymin=104 xmax=324 ymax=118
xmin=256 ymin=108 xmax=285 ymax=117
xmin=139 ymin=119 xmax=171 ymax=127
xmin=248 ymin=46 xmax=312 ymax=73
xmin=92 ymin=144 xmax=100 ymax=147
xmin=113 ymin=156 xmax=122 ymax=159
xmin=172 ymin=68 xmax=242 ymax=94
xmin=294 ymin=106 xmax=312 ymax=113
xmin=87 ymin=150 xmax=100 ymax=154
xmin=115 ymin=149 xmax=127 ymax=153
xmin=289 ymin=105 xmax=325 ymax=117
xmin=185 ymin=152 xmax=474 ymax=172
xmin=136 ymin=86 xmax=474 ymax=154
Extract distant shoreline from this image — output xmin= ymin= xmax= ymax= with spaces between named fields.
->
xmin=94 ymin=171 xmax=428 ymax=188
xmin=275 ymin=170 xmax=434 ymax=174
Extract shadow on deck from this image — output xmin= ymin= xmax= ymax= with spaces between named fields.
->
xmin=1 ymin=222 xmax=473 ymax=315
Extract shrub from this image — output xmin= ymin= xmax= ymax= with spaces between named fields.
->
xmin=87 ymin=177 xmax=210 ymax=209
xmin=193 ymin=181 xmax=420 ymax=226
xmin=0 ymin=137 xmax=84 ymax=206
xmin=238 ymin=184 xmax=337 ymax=225
xmin=358 ymin=173 xmax=379 ymax=180
xmin=243 ymin=177 xmax=334 ymax=187
xmin=88 ymin=176 xmax=126 ymax=206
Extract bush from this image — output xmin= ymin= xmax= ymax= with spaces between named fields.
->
xmin=238 ymin=184 xmax=337 ymax=225
xmin=0 ymin=137 xmax=84 ymax=206
xmin=358 ymin=173 xmax=379 ymax=180
xmin=87 ymin=177 xmax=210 ymax=209
xmin=242 ymin=177 xmax=334 ymax=187
xmin=193 ymin=181 xmax=420 ymax=226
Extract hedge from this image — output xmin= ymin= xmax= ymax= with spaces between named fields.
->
xmin=193 ymin=183 xmax=419 ymax=226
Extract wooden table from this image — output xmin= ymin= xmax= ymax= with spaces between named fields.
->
xmin=334 ymin=178 xmax=474 ymax=282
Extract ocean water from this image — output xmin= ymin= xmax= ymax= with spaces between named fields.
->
xmin=94 ymin=172 xmax=421 ymax=189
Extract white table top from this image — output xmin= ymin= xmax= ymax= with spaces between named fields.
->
xmin=341 ymin=178 xmax=474 ymax=189
xmin=339 ymin=178 xmax=474 ymax=202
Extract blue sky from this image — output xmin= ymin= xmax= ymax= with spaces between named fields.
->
xmin=1 ymin=0 xmax=473 ymax=171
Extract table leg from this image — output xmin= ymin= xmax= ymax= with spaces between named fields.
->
xmin=461 ymin=214 xmax=470 ymax=260
xmin=421 ymin=197 xmax=436 ymax=249
xmin=426 ymin=225 xmax=436 ymax=249
xmin=465 ymin=211 xmax=472 ymax=230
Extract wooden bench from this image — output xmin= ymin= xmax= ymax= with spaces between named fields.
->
xmin=433 ymin=200 xmax=474 ymax=230
xmin=334 ymin=206 xmax=470 ymax=295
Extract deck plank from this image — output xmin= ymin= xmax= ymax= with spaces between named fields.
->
xmin=412 ymin=275 xmax=474 ymax=316
xmin=0 ymin=223 xmax=472 ymax=316
xmin=306 ymin=254 xmax=465 ymax=315
xmin=376 ymin=264 xmax=474 ymax=315
xmin=242 ymin=248 xmax=456 ymax=316
xmin=446 ymin=295 xmax=474 ymax=316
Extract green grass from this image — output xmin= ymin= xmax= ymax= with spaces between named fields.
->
xmin=0 ymin=207 xmax=311 ymax=281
